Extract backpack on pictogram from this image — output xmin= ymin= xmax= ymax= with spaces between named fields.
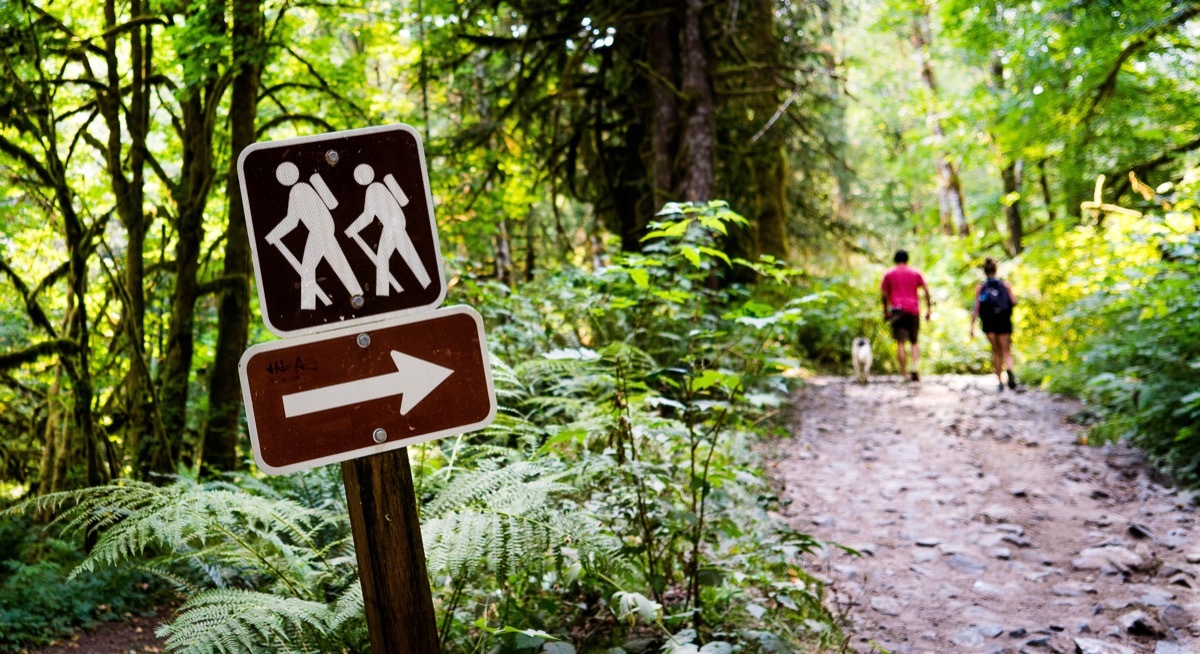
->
xmin=979 ymin=278 xmax=1012 ymax=317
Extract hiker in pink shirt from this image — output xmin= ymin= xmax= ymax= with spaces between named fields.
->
xmin=880 ymin=250 xmax=932 ymax=382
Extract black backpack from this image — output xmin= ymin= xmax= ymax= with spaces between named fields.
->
xmin=979 ymin=278 xmax=1012 ymax=317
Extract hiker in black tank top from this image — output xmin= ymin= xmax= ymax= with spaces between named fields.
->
xmin=970 ymin=258 xmax=1018 ymax=392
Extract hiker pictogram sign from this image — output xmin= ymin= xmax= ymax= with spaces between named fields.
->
xmin=238 ymin=124 xmax=446 ymax=337
xmin=239 ymin=306 xmax=497 ymax=475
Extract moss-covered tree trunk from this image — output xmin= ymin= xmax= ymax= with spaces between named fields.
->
xmin=990 ymin=54 xmax=1023 ymax=255
xmin=98 ymin=0 xmax=165 ymax=477
xmin=200 ymin=0 xmax=263 ymax=475
xmin=158 ymin=0 xmax=226 ymax=475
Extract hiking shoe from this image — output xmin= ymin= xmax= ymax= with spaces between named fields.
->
xmin=910 ymin=372 xmax=920 ymax=382
xmin=1007 ymin=369 xmax=1018 ymax=389
xmin=997 ymin=383 xmax=1005 ymax=392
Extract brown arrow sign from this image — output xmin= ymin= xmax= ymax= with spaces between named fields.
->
xmin=239 ymin=306 xmax=496 ymax=474
xmin=238 ymin=124 xmax=446 ymax=337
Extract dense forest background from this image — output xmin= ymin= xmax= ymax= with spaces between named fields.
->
xmin=0 ymin=0 xmax=1197 ymax=651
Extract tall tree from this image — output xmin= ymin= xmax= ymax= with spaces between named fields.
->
xmin=990 ymin=54 xmax=1023 ymax=255
xmin=0 ymin=3 xmax=109 ymax=490
xmin=908 ymin=1 xmax=968 ymax=236
xmin=156 ymin=0 xmax=231 ymax=474
xmin=95 ymin=0 xmax=169 ymax=476
xmin=199 ymin=0 xmax=264 ymax=475
xmin=423 ymin=0 xmax=837 ymax=260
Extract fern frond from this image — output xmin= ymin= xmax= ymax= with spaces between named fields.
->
xmin=598 ymin=342 xmax=659 ymax=376
xmin=479 ymin=411 xmax=544 ymax=437
xmin=425 ymin=461 xmax=555 ymax=517
xmin=328 ymin=584 xmax=364 ymax=630
xmin=157 ymin=589 xmax=331 ymax=654
xmin=489 ymin=355 xmax=530 ymax=403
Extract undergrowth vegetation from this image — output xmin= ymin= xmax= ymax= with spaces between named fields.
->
xmin=6 ymin=202 xmax=848 ymax=653
xmin=1021 ymin=172 xmax=1200 ymax=485
xmin=0 ymin=517 xmax=167 ymax=650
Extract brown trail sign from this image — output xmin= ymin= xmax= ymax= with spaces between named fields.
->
xmin=237 ymin=124 xmax=495 ymax=652
xmin=238 ymin=305 xmax=496 ymax=475
xmin=238 ymin=124 xmax=446 ymax=337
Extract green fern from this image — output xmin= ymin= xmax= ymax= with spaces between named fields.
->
xmin=5 ymin=478 xmax=362 ymax=653
xmin=156 ymin=589 xmax=332 ymax=654
xmin=422 ymin=461 xmax=629 ymax=583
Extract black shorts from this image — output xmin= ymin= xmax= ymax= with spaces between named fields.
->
xmin=890 ymin=310 xmax=920 ymax=343
xmin=981 ymin=314 xmax=1013 ymax=335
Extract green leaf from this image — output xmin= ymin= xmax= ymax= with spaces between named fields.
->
xmin=698 ymin=246 xmax=731 ymax=265
xmin=644 ymin=220 xmax=691 ymax=240
xmin=689 ymin=369 xmax=724 ymax=392
xmin=613 ymin=591 xmax=661 ymax=623
xmin=652 ymin=289 xmax=694 ymax=303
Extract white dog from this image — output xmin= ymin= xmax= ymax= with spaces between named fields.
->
xmin=851 ymin=337 xmax=872 ymax=383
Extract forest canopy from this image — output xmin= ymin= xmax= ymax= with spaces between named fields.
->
xmin=1 ymin=0 xmax=1198 ymax=650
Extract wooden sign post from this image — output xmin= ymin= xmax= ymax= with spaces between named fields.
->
xmin=343 ymin=448 xmax=440 ymax=652
xmin=236 ymin=124 xmax=497 ymax=653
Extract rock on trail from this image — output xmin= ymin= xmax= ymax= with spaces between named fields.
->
xmin=775 ymin=375 xmax=1199 ymax=654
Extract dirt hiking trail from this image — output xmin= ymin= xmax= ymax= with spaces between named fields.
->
xmin=777 ymin=376 xmax=1199 ymax=654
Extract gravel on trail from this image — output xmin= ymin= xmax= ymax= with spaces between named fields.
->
xmin=776 ymin=375 xmax=1199 ymax=654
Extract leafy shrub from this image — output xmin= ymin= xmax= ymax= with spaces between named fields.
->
xmin=0 ymin=518 xmax=165 ymax=651
xmin=1021 ymin=171 xmax=1200 ymax=484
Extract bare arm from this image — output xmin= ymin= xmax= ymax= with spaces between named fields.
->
xmin=920 ymin=283 xmax=932 ymax=320
xmin=1004 ymin=280 xmax=1017 ymax=306
xmin=969 ymin=283 xmax=981 ymax=338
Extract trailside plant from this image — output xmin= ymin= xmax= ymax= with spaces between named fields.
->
xmin=9 ymin=202 xmax=843 ymax=652
xmin=1021 ymin=172 xmax=1200 ymax=485
xmin=0 ymin=517 xmax=166 ymax=653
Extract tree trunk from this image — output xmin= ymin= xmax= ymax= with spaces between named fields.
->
xmin=991 ymin=54 xmax=1023 ymax=255
xmin=37 ymin=367 xmax=69 ymax=496
xmin=744 ymin=0 xmax=790 ymax=260
xmin=159 ymin=104 xmax=213 ymax=474
xmin=52 ymin=168 xmax=104 ymax=490
xmin=523 ymin=206 xmax=536 ymax=282
xmin=159 ymin=0 xmax=225 ymax=475
xmin=1001 ymin=160 xmax=1024 ymax=255
xmin=101 ymin=0 xmax=164 ymax=477
xmin=647 ymin=12 xmax=679 ymax=211
xmin=200 ymin=0 xmax=262 ymax=476
xmin=910 ymin=7 xmax=968 ymax=236
xmin=1038 ymin=159 xmax=1056 ymax=222
xmin=752 ymin=147 xmax=789 ymax=259
xmin=678 ymin=0 xmax=715 ymax=203
xmin=494 ymin=216 xmax=512 ymax=285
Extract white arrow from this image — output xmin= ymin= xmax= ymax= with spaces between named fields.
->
xmin=282 ymin=350 xmax=453 ymax=418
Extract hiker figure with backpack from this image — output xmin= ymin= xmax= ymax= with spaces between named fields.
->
xmin=970 ymin=257 xmax=1018 ymax=391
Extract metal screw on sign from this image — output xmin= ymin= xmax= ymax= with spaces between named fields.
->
xmin=356 ymin=333 xmax=371 ymax=348
xmin=351 ymin=295 xmax=365 ymax=309
xmin=325 ymin=149 xmax=339 ymax=165
xmin=373 ymin=428 xmax=388 ymax=443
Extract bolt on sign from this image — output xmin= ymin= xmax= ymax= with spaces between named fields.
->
xmin=238 ymin=124 xmax=446 ymax=337
xmin=239 ymin=306 xmax=496 ymax=474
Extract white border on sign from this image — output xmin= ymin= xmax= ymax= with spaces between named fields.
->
xmin=238 ymin=305 xmax=497 ymax=475
xmin=236 ymin=123 xmax=448 ymax=338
